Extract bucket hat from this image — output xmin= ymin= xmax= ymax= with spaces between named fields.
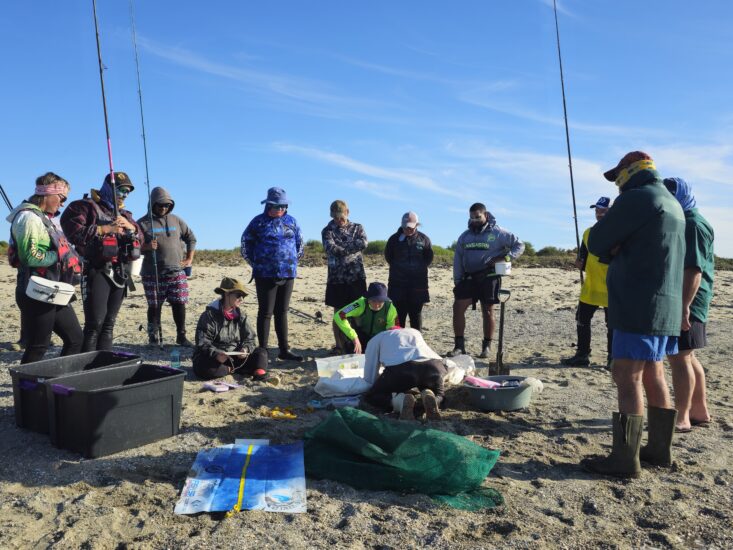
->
xmin=214 ymin=277 xmax=249 ymax=296
xmin=261 ymin=187 xmax=289 ymax=205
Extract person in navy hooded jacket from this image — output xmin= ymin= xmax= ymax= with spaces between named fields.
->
xmin=241 ymin=187 xmax=304 ymax=362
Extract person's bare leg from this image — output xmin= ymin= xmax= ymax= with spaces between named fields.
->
xmin=612 ymin=359 xmax=645 ymax=415
xmin=689 ymin=352 xmax=712 ymax=423
xmin=641 ymin=360 xmax=673 ymax=409
xmin=668 ymin=351 xmax=694 ymax=430
xmin=452 ymin=299 xmax=471 ymax=337
xmin=481 ymin=303 xmax=496 ymax=340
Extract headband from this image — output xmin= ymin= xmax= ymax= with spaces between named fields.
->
xmin=616 ymin=159 xmax=656 ymax=188
xmin=35 ymin=182 xmax=68 ymax=196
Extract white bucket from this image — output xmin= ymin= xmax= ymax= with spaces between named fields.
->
xmin=26 ymin=276 xmax=75 ymax=306
xmin=494 ymin=261 xmax=512 ymax=276
xmin=130 ymin=257 xmax=143 ymax=277
xmin=315 ymin=354 xmax=365 ymax=378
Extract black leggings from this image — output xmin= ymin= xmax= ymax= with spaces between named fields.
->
xmin=81 ymin=267 xmax=126 ymax=352
xmin=255 ymin=277 xmax=294 ymax=350
xmin=393 ymin=299 xmax=425 ymax=331
xmin=193 ymin=347 xmax=268 ymax=380
xmin=18 ymin=290 xmax=83 ymax=364
xmin=576 ymin=301 xmax=612 ymax=356
xmin=364 ymin=359 xmax=447 ymax=410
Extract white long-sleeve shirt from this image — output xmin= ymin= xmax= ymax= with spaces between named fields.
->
xmin=363 ymin=328 xmax=442 ymax=386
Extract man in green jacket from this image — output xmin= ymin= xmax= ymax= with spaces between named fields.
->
xmin=582 ymin=151 xmax=685 ymax=478
xmin=663 ymin=177 xmax=714 ymax=433
xmin=334 ymin=282 xmax=398 ymax=354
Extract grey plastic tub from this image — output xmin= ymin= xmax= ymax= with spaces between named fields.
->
xmin=465 ymin=375 xmax=533 ymax=412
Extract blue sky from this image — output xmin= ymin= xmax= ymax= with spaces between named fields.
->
xmin=2 ymin=1 xmax=732 ymax=256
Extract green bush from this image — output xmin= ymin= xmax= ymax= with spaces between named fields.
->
xmin=365 ymin=240 xmax=388 ymax=255
xmin=536 ymin=246 xmax=572 ymax=257
xmin=523 ymin=241 xmax=536 ymax=256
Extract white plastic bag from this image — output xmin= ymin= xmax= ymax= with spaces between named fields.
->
xmin=314 ymin=369 xmax=371 ymax=397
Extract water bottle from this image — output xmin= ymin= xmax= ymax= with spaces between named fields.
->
xmin=170 ymin=348 xmax=181 ymax=370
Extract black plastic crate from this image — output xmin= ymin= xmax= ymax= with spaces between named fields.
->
xmin=45 ymin=363 xmax=185 ymax=458
xmin=10 ymin=351 xmax=142 ymax=434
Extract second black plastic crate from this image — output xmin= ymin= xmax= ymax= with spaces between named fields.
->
xmin=45 ymin=363 xmax=185 ymax=458
xmin=10 ymin=350 xmax=142 ymax=434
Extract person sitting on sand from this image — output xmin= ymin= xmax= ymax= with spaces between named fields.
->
xmin=561 ymin=197 xmax=613 ymax=368
xmin=192 ymin=277 xmax=269 ymax=381
xmin=333 ymin=282 xmax=398 ymax=354
xmin=362 ymin=327 xmax=446 ymax=421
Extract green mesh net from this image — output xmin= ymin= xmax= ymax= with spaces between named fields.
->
xmin=304 ymin=407 xmax=502 ymax=510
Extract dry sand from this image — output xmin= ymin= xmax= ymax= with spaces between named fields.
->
xmin=1 ymin=262 xmax=731 ymax=549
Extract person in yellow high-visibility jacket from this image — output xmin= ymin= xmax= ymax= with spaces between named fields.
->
xmin=561 ymin=197 xmax=613 ymax=368
xmin=334 ymin=282 xmax=398 ymax=354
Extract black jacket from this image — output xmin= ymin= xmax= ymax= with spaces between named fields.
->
xmin=385 ymin=228 xmax=433 ymax=292
xmin=193 ymin=300 xmax=257 ymax=362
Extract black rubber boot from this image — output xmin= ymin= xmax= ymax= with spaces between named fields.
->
xmin=447 ymin=336 xmax=466 ymax=357
xmin=581 ymin=412 xmax=643 ymax=478
xmin=479 ymin=338 xmax=492 ymax=359
xmin=639 ymin=406 xmax=677 ymax=467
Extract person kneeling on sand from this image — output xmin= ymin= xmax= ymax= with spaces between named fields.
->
xmin=362 ymin=328 xmax=446 ymax=421
xmin=333 ymin=282 xmax=399 ymax=354
xmin=192 ymin=277 xmax=269 ymax=381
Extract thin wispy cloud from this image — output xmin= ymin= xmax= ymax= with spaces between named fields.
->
xmin=650 ymin=144 xmax=733 ymax=186
xmin=137 ymin=36 xmax=382 ymax=112
xmin=351 ymin=179 xmax=406 ymax=201
xmin=273 ymin=143 xmax=464 ymax=198
xmin=458 ymin=88 xmax=666 ymax=138
xmin=538 ymin=0 xmax=577 ymax=19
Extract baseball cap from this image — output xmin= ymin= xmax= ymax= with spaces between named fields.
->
xmin=591 ymin=197 xmax=611 ymax=209
xmin=603 ymin=151 xmax=652 ymax=182
xmin=401 ymin=211 xmax=419 ymax=229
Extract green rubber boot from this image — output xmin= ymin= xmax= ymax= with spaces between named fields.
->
xmin=639 ymin=406 xmax=677 ymax=467
xmin=582 ymin=412 xmax=643 ymax=478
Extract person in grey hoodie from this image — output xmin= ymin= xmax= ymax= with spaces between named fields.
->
xmin=136 ymin=187 xmax=196 ymax=346
xmin=449 ymin=202 xmax=524 ymax=358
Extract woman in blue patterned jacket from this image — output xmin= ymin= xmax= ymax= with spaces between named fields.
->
xmin=241 ymin=187 xmax=304 ymax=362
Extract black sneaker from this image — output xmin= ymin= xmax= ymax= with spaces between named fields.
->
xmin=446 ymin=337 xmax=466 ymax=357
xmin=278 ymin=349 xmax=304 ymax=362
xmin=176 ymin=335 xmax=194 ymax=348
xmin=560 ymin=353 xmax=590 ymax=367
xmin=479 ymin=339 xmax=492 ymax=359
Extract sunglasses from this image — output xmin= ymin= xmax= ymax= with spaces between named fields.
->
xmin=116 ymin=187 xmax=132 ymax=196
xmin=58 ymin=194 xmax=67 ymax=205
xmin=269 ymin=204 xmax=287 ymax=210
xmin=155 ymin=203 xmax=172 ymax=209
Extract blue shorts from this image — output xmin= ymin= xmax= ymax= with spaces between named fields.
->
xmin=612 ymin=330 xmax=678 ymax=361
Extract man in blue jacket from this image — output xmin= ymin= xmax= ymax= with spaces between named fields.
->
xmin=448 ymin=203 xmax=524 ymax=358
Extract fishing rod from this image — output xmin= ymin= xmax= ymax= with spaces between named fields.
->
xmin=129 ymin=0 xmax=164 ymax=348
xmin=0 ymin=183 xmax=13 ymax=211
xmin=552 ymin=0 xmax=583 ymax=284
xmin=91 ymin=0 xmax=119 ymax=220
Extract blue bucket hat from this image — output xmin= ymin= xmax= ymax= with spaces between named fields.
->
xmin=365 ymin=282 xmax=389 ymax=302
xmin=261 ymin=187 xmax=290 ymax=205
xmin=591 ymin=196 xmax=611 ymax=209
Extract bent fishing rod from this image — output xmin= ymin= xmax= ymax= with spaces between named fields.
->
xmin=129 ymin=0 xmax=164 ymax=347
xmin=552 ymin=0 xmax=583 ymax=283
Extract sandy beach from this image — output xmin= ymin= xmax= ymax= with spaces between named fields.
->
xmin=1 ymin=262 xmax=731 ymax=549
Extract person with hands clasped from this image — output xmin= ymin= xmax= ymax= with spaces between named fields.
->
xmin=192 ymin=277 xmax=269 ymax=381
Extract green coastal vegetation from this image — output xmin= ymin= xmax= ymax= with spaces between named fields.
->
xmin=2 ymin=239 xmax=729 ymax=270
